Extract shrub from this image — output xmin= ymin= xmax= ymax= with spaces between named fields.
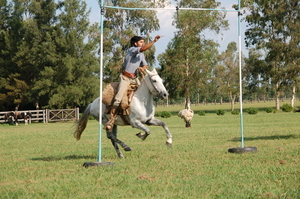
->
xmin=231 ymin=110 xmax=239 ymax=115
xmin=265 ymin=108 xmax=274 ymax=113
xmin=216 ymin=109 xmax=225 ymax=115
xmin=88 ymin=115 xmax=95 ymax=120
xmin=154 ymin=112 xmax=161 ymax=117
xmin=281 ymin=103 xmax=293 ymax=112
xmin=246 ymin=107 xmax=259 ymax=115
xmin=197 ymin=110 xmax=206 ymax=116
xmin=160 ymin=111 xmax=172 ymax=118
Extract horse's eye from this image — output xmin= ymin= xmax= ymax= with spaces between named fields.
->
xmin=153 ymin=80 xmax=157 ymax=83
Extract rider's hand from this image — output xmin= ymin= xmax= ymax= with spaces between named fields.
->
xmin=154 ymin=35 xmax=161 ymax=42
xmin=138 ymin=66 xmax=147 ymax=74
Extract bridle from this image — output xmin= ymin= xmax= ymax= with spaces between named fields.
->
xmin=141 ymin=72 xmax=161 ymax=96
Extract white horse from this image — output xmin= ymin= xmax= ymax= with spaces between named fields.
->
xmin=74 ymin=69 xmax=173 ymax=158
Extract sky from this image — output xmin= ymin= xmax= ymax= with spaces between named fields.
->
xmin=86 ymin=0 xmax=248 ymax=61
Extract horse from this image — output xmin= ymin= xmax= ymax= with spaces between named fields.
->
xmin=14 ymin=111 xmax=32 ymax=125
xmin=74 ymin=69 xmax=173 ymax=158
xmin=4 ymin=112 xmax=15 ymax=125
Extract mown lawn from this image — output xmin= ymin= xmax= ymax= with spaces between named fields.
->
xmin=0 ymin=102 xmax=299 ymax=198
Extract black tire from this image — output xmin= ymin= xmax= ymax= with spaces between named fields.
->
xmin=228 ymin=147 xmax=257 ymax=153
xmin=83 ymin=162 xmax=115 ymax=168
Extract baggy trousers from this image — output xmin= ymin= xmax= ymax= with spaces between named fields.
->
xmin=113 ymin=74 xmax=140 ymax=107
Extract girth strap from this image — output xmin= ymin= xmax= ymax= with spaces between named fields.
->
xmin=119 ymin=114 xmax=131 ymax=125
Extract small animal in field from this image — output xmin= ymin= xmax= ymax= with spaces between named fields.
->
xmin=178 ymin=109 xmax=194 ymax=128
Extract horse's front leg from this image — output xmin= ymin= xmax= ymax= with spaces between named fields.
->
xmin=132 ymin=120 xmax=151 ymax=141
xmin=145 ymin=118 xmax=172 ymax=148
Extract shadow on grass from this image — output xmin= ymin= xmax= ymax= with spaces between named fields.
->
xmin=31 ymin=154 xmax=97 ymax=161
xmin=229 ymin=134 xmax=299 ymax=142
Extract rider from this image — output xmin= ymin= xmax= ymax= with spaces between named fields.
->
xmin=105 ymin=35 xmax=161 ymax=131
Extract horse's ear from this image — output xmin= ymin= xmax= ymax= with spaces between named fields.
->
xmin=152 ymin=68 xmax=157 ymax=73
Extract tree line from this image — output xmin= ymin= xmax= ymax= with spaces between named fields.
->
xmin=0 ymin=0 xmax=100 ymax=110
xmin=0 ymin=0 xmax=299 ymax=111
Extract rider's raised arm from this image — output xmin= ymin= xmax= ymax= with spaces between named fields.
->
xmin=139 ymin=35 xmax=161 ymax=52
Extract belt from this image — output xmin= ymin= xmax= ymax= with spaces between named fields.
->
xmin=122 ymin=70 xmax=136 ymax=78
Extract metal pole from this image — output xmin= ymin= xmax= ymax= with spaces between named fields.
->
xmin=98 ymin=0 xmax=105 ymax=162
xmin=238 ymin=0 xmax=245 ymax=148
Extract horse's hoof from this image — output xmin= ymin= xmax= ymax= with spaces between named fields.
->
xmin=124 ymin=146 xmax=132 ymax=151
xmin=166 ymin=142 xmax=172 ymax=148
xmin=136 ymin=132 xmax=148 ymax=140
xmin=118 ymin=154 xmax=125 ymax=158
xmin=136 ymin=132 xmax=142 ymax=138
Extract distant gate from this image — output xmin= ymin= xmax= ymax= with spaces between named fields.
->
xmin=47 ymin=108 xmax=79 ymax=122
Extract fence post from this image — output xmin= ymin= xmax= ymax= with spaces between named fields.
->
xmin=45 ymin=109 xmax=48 ymax=123
xmin=76 ymin=107 xmax=79 ymax=120
xmin=43 ymin=110 xmax=45 ymax=123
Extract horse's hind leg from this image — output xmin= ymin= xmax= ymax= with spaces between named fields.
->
xmin=108 ymin=125 xmax=124 ymax=158
xmin=15 ymin=119 xmax=19 ymax=126
xmin=110 ymin=140 xmax=124 ymax=158
xmin=106 ymin=125 xmax=131 ymax=157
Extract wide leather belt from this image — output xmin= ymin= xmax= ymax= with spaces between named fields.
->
xmin=122 ymin=70 xmax=136 ymax=78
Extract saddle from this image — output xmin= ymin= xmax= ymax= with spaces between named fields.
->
xmin=102 ymin=82 xmax=138 ymax=116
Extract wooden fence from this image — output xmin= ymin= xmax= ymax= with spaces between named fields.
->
xmin=0 ymin=108 xmax=79 ymax=124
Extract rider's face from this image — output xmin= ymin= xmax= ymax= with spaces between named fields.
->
xmin=135 ymin=40 xmax=145 ymax=47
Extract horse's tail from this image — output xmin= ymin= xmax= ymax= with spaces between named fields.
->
xmin=74 ymin=103 xmax=92 ymax=140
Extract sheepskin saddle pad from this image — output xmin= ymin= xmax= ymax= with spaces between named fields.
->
xmin=102 ymin=82 xmax=138 ymax=115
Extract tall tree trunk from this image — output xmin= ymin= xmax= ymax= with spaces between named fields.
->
xmin=291 ymin=84 xmax=296 ymax=108
xmin=229 ymin=91 xmax=235 ymax=111
xmin=230 ymin=96 xmax=235 ymax=111
xmin=275 ymin=82 xmax=280 ymax=110
xmin=185 ymin=97 xmax=191 ymax=110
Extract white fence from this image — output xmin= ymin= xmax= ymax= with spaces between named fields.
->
xmin=0 ymin=108 xmax=79 ymax=124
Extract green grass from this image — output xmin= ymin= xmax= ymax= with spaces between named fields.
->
xmin=0 ymin=104 xmax=299 ymax=198
xmin=156 ymin=100 xmax=300 ymax=115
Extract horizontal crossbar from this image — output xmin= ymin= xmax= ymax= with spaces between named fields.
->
xmin=104 ymin=6 xmax=238 ymax=12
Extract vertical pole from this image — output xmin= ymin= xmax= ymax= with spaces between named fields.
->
xmin=238 ymin=0 xmax=244 ymax=148
xmin=98 ymin=0 xmax=105 ymax=162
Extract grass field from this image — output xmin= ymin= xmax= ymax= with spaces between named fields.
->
xmin=0 ymin=101 xmax=299 ymax=198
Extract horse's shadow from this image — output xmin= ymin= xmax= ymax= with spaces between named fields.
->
xmin=31 ymin=154 xmax=97 ymax=161
xmin=229 ymin=134 xmax=299 ymax=142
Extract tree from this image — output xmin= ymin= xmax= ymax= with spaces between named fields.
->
xmin=12 ymin=0 xmax=60 ymax=109
xmin=0 ymin=0 xmax=101 ymax=110
xmin=244 ymin=48 xmax=270 ymax=102
xmin=0 ymin=0 xmax=28 ymax=110
xmin=31 ymin=0 xmax=100 ymax=108
xmin=244 ymin=0 xmax=300 ymax=109
xmin=214 ymin=42 xmax=241 ymax=111
xmin=159 ymin=0 xmax=228 ymax=109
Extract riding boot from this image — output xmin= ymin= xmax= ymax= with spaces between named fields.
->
xmin=104 ymin=107 xmax=118 ymax=132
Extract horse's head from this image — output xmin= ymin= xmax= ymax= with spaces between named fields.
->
xmin=144 ymin=69 xmax=169 ymax=100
